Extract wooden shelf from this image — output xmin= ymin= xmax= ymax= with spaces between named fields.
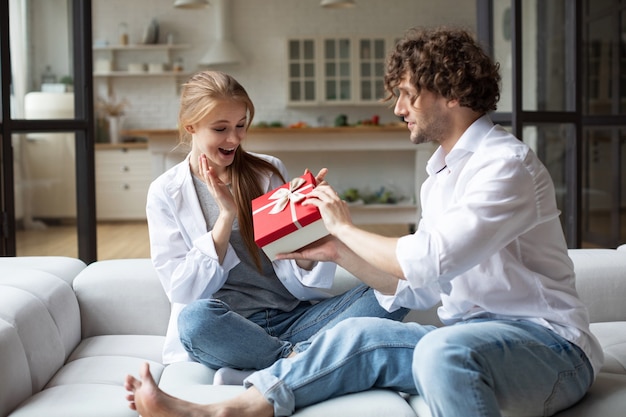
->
xmin=93 ymin=44 xmax=191 ymax=51
xmin=94 ymin=71 xmax=191 ymax=78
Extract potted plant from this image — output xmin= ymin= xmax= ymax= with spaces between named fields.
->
xmin=96 ymin=96 xmax=129 ymax=144
xmin=59 ymin=75 xmax=74 ymax=92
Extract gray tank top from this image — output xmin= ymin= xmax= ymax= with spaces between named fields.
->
xmin=192 ymin=175 xmax=302 ymax=318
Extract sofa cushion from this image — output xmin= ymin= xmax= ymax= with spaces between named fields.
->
xmin=7 ymin=385 xmax=139 ymax=417
xmin=290 ymin=390 xmax=417 ymax=417
xmin=0 ymin=269 xmax=81 ymax=358
xmin=72 ymin=259 xmax=169 ymax=337
xmin=589 ymin=322 xmax=626 ymax=374
xmin=0 ymin=320 xmax=32 ymax=417
xmin=166 ymin=383 xmax=418 ymax=417
xmin=552 ymin=373 xmax=626 ymax=417
xmin=9 ymin=359 xmax=165 ymax=417
xmin=0 ymin=286 xmax=70 ymax=393
xmin=47 ymin=357 xmax=164 ymax=387
xmin=158 ymin=361 xmax=217 ymax=392
xmin=407 ymin=373 xmax=626 ymax=417
xmin=67 ymin=334 xmax=165 ymax=363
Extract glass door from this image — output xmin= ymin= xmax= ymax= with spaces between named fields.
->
xmin=0 ymin=0 xmax=97 ymax=261
xmin=480 ymin=0 xmax=582 ymax=247
xmin=480 ymin=0 xmax=625 ymax=248
xmin=581 ymin=1 xmax=626 ymax=247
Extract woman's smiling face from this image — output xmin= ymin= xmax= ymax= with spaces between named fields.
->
xmin=188 ymin=99 xmax=248 ymax=172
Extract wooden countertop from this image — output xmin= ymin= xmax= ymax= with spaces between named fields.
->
xmin=122 ymin=124 xmax=408 ymax=138
xmin=95 ymin=142 xmax=148 ymax=150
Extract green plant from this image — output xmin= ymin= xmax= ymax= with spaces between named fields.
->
xmin=59 ymin=75 xmax=73 ymax=85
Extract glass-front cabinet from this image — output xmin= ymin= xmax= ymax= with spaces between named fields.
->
xmin=358 ymin=38 xmax=386 ymax=102
xmin=288 ymin=36 xmax=392 ymax=106
xmin=288 ymin=39 xmax=316 ymax=103
xmin=324 ymin=38 xmax=352 ymax=102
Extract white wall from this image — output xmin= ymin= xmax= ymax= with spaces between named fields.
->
xmin=89 ymin=0 xmax=476 ymax=130
xmin=30 ymin=0 xmax=71 ymax=88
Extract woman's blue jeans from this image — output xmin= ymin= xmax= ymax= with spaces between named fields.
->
xmin=245 ymin=317 xmax=594 ymax=417
xmin=177 ymin=284 xmax=408 ymax=370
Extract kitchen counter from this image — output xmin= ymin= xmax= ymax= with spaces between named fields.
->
xmin=95 ymin=142 xmax=147 ymax=150
xmin=122 ymin=124 xmax=408 ymax=139
xmin=121 ymin=125 xmax=435 ymax=226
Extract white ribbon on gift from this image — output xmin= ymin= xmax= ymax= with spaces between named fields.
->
xmin=253 ymin=177 xmax=314 ymax=229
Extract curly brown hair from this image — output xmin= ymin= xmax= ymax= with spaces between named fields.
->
xmin=383 ymin=27 xmax=501 ymax=113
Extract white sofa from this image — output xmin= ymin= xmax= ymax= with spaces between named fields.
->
xmin=1 ymin=246 xmax=625 ymax=417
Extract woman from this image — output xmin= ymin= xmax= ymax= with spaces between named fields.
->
xmin=146 ymin=70 xmax=407 ymax=384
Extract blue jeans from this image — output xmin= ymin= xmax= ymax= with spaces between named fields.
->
xmin=178 ymin=284 xmax=408 ymax=370
xmin=245 ymin=317 xmax=593 ymax=417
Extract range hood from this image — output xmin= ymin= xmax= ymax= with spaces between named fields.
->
xmin=199 ymin=0 xmax=244 ymax=66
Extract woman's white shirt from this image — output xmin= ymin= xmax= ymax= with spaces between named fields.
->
xmin=147 ymin=153 xmax=336 ymax=363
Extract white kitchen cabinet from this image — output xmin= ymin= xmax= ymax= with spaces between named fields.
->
xmin=95 ymin=144 xmax=151 ymax=220
xmin=287 ymin=36 xmax=395 ymax=106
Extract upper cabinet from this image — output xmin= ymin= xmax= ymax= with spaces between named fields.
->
xmin=287 ymin=36 xmax=395 ymax=106
xmin=357 ymin=38 xmax=387 ymax=102
xmin=288 ymin=39 xmax=317 ymax=103
xmin=323 ymin=38 xmax=352 ymax=103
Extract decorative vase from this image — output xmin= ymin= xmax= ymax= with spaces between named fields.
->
xmin=107 ymin=116 xmax=123 ymax=144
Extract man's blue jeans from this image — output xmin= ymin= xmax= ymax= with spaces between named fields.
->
xmin=245 ymin=317 xmax=593 ymax=417
xmin=178 ymin=284 xmax=408 ymax=370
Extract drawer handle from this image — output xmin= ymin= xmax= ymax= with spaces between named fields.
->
xmin=122 ymin=166 xmax=130 ymax=172
xmin=123 ymin=184 xmax=130 ymax=190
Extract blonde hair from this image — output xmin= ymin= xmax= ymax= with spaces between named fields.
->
xmin=179 ymin=71 xmax=285 ymax=270
xmin=178 ymin=70 xmax=255 ymax=145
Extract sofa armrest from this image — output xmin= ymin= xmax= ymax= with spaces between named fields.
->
xmin=569 ymin=249 xmax=626 ymax=323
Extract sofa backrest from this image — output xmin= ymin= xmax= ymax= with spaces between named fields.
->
xmin=335 ymin=248 xmax=626 ymax=326
xmin=0 ymin=256 xmax=86 ymax=285
xmin=0 ymin=268 xmax=82 ymax=417
xmin=568 ymin=247 xmax=626 ymax=323
xmin=72 ymin=258 xmax=170 ymax=337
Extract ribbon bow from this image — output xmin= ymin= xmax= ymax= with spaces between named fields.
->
xmin=268 ymin=177 xmax=309 ymax=214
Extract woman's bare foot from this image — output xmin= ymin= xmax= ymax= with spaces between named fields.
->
xmin=125 ymin=363 xmax=275 ymax=417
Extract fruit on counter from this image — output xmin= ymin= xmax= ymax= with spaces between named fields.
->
xmin=356 ymin=115 xmax=380 ymax=126
xmin=288 ymin=121 xmax=309 ymax=128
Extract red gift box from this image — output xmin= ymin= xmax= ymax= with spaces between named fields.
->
xmin=252 ymin=172 xmax=329 ymax=259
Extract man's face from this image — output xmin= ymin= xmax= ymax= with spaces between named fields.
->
xmin=393 ymin=74 xmax=449 ymax=146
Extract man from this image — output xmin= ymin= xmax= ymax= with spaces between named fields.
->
xmin=125 ymin=27 xmax=603 ymax=417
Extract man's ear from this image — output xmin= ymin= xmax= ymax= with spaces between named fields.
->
xmin=446 ymin=98 xmax=460 ymax=108
xmin=184 ymin=125 xmax=195 ymax=134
